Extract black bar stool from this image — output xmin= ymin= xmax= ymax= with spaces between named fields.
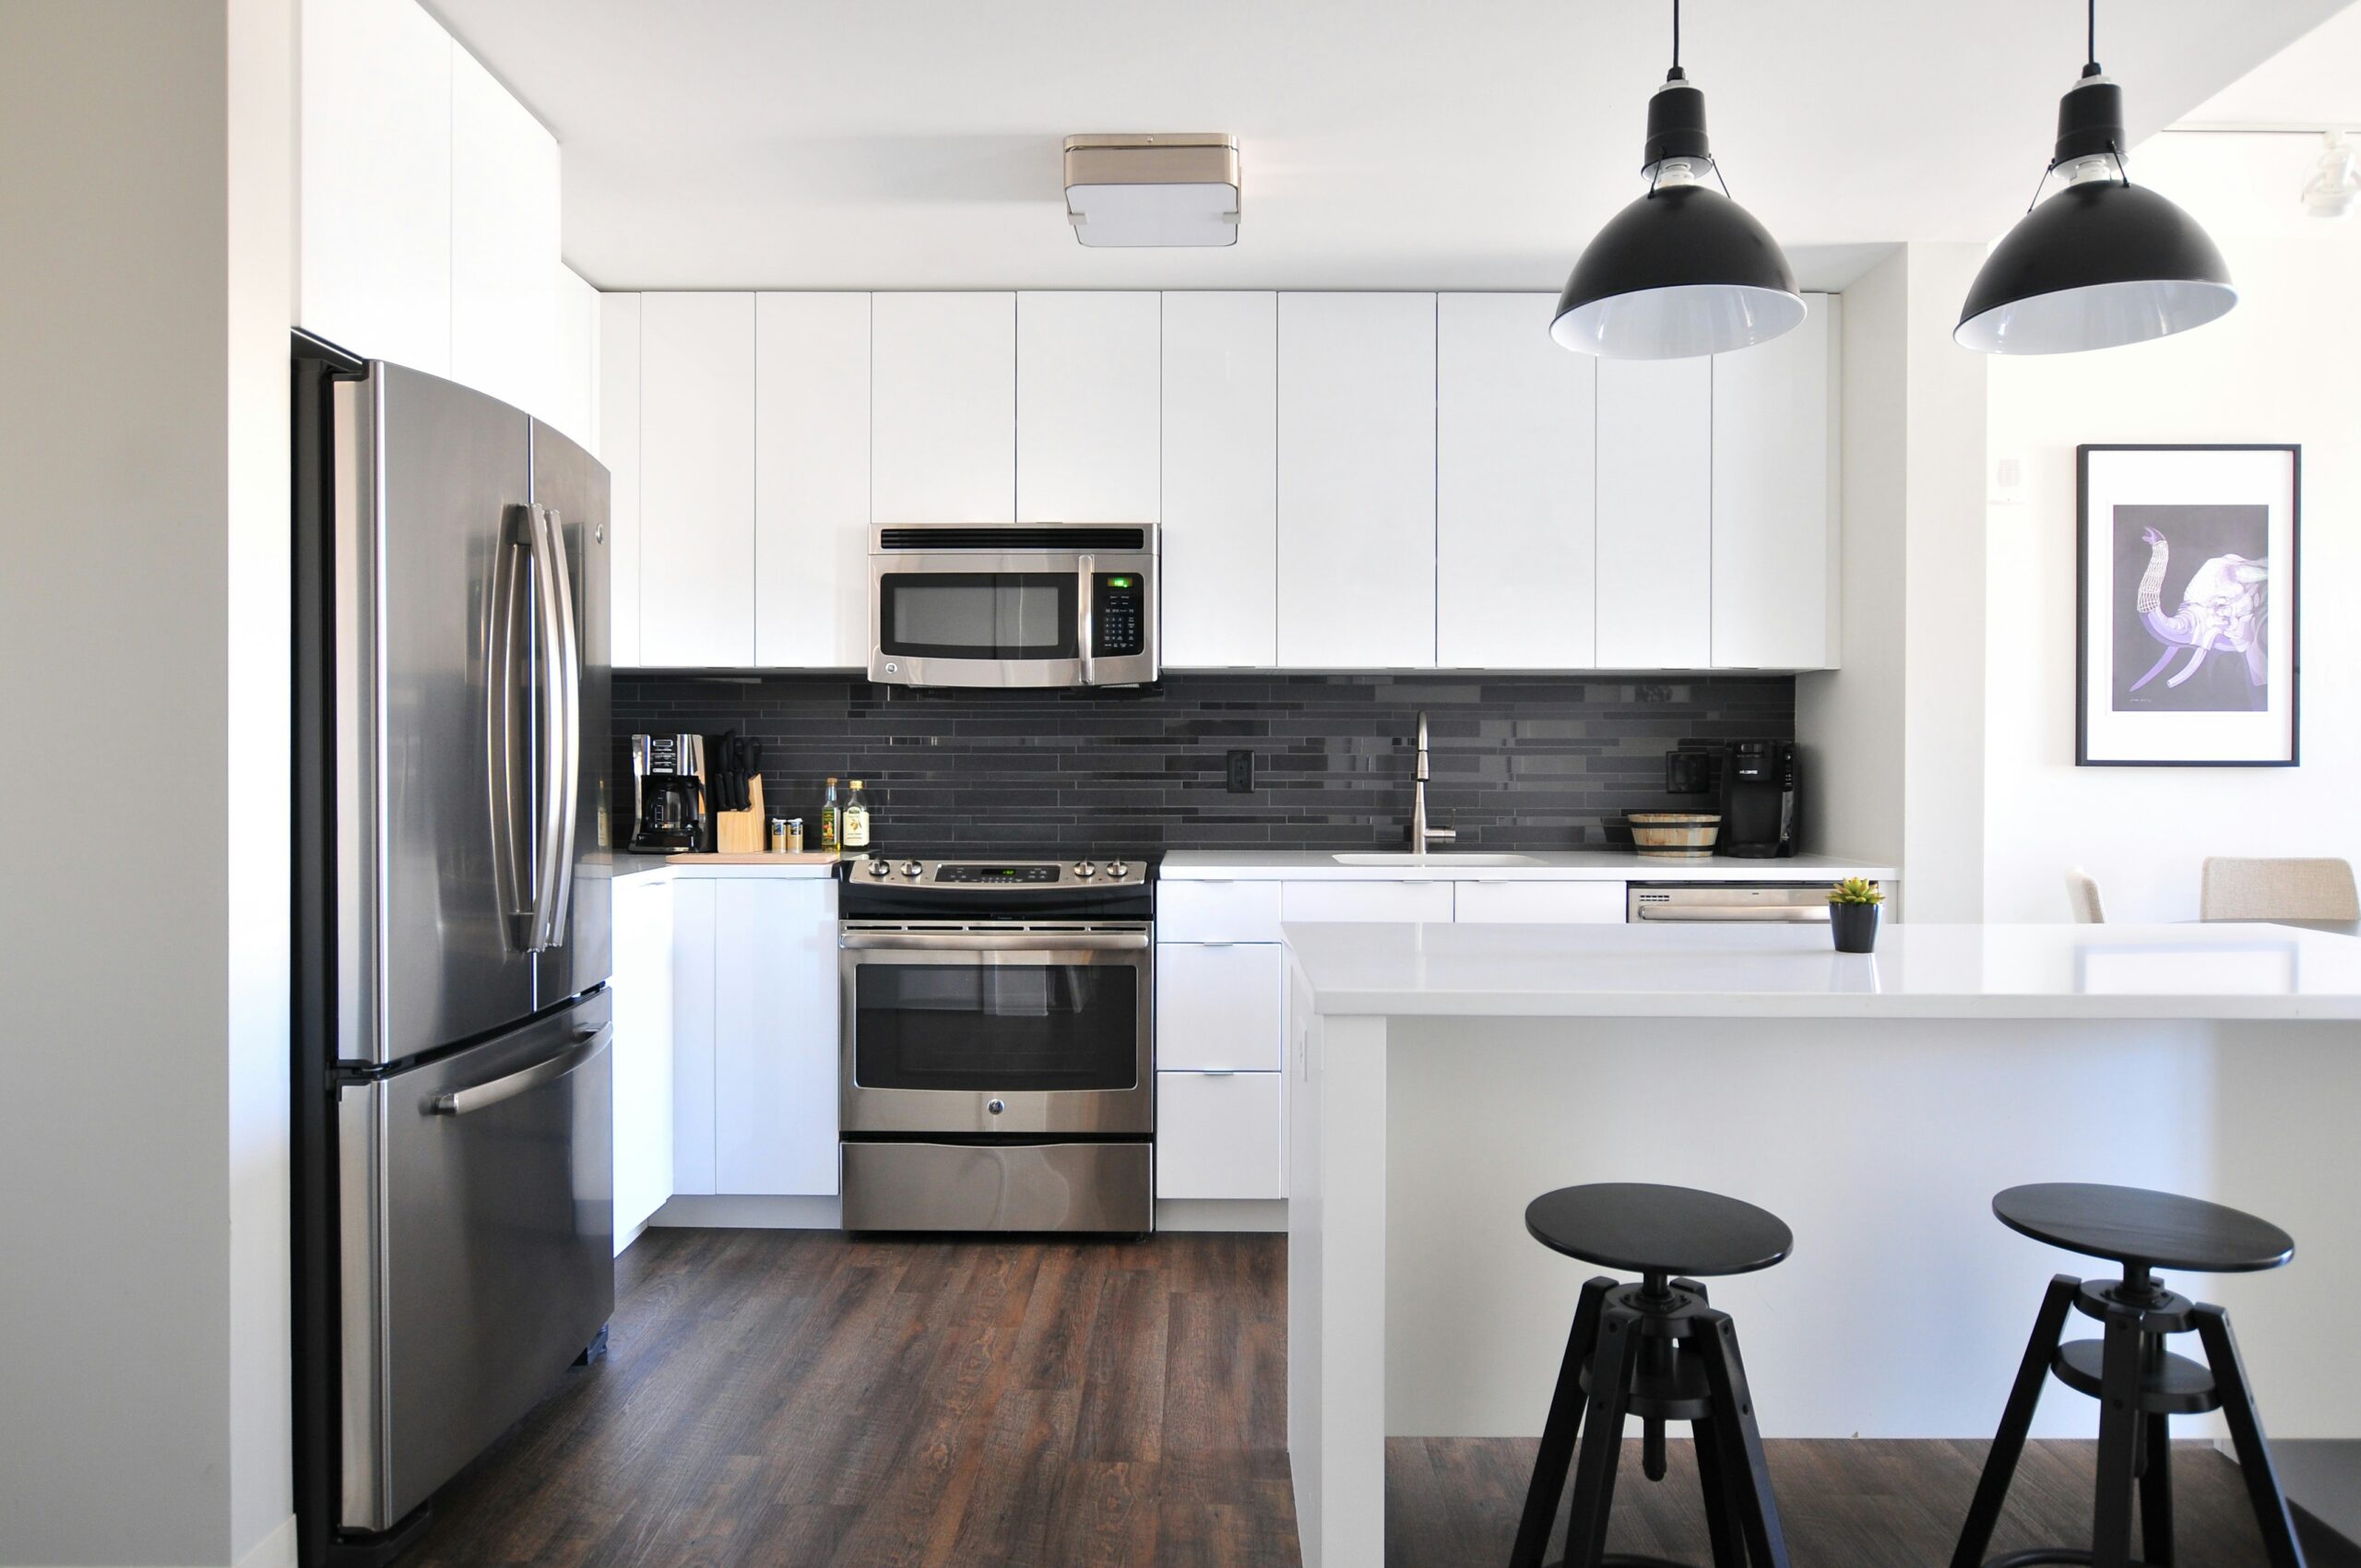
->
xmin=1952 ymin=1182 xmax=2306 ymax=1568
xmin=1509 ymin=1182 xmax=1794 ymax=1568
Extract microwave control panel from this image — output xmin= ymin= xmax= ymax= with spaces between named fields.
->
xmin=1092 ymin=573 xmax=1146 ymax=657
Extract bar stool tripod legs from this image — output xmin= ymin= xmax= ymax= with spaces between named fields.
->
xmin=1510 ymin=1271 xmax=1790 ymax=1568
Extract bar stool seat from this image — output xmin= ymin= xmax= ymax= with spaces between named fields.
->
xmin=1510 ymin=1183 xmax=1794 ymax=1568
xmin=1993 ymin=1182 xmax=2295 ymax=1274
xmin=1526 ymin=1182 xmax=1795 ymax=1280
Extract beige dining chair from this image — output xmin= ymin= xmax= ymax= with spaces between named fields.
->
xmin=2064 ymin=867 xmax=2106 ymax=923
xmin=2199 ymin=857 xmax=2361 ymax=921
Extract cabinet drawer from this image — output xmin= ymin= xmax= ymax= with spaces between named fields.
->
xmin=1157 ymin=944 xmax=1284 ymax=1071
xmin=1157 ymin=1071 xmax=1284 ymax=1200
xmin=1282 ymin=880 xmax=1453 ymax=924
xmin=1158 ymin=879 xmax=1284 ymax=943
xmin=1453 ymin=880 xmax=1626 ymax=924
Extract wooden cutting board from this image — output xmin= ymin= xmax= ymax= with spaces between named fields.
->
xmin=677 ymin=850 xmax=841 ymax=865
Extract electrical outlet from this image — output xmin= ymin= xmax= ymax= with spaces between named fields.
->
xmin=1226 ymin=750 xmax=1253 ymax=793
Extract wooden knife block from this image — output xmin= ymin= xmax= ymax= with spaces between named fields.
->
xmin=711 ymin=774 xmax=768 ymax=854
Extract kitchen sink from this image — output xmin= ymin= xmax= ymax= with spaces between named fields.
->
xmin=1330 ymin=851 xmax=1544 ymax=867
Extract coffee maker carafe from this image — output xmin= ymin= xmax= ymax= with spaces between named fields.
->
xmin=628 ymin=733 xmax=711 ymax=853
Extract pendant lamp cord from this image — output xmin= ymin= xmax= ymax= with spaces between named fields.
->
xmin=1672 ymin=0 xmax=1680 ymax=73
xmin=2085 ymin=0 xmax=2098 ymax=72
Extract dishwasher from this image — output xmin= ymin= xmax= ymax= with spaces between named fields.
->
xmin=1626 ymin=884 xmax=1833 ymax=923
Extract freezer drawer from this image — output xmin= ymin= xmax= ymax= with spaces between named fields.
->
xmin=338 ymin=992 xmax=613 ymax=1530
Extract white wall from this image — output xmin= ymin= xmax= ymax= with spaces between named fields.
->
xmin=0 ymin=3 xmax=295 ymax=1564
xmin=1984 ymin=133 xmax=2361 ymax=921
xmin=1797 ymin=243 xmax=1988 ymax=916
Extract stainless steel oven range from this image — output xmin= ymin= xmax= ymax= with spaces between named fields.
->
xmin=839 ymin=854 xmax=1156 ymax=1233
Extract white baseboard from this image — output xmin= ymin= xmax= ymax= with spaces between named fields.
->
xmin=651 ymin=1194 xmax=843 ymax=1229
xmin=1157 ymin=1198 xmax=1288 ymax=1232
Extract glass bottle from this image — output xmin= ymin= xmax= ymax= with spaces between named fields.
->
xmin=820 ymin=778 xmax=840 ymax=855
xmin=842 ymin=779 xmax=871 ymax=850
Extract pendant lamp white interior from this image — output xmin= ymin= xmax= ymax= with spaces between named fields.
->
xmin=1551 ymin=0 xmax=1804 ymax=360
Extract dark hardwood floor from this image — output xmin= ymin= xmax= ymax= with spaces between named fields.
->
xmin=406 ymin=1229 xmax=2341 ymax=1568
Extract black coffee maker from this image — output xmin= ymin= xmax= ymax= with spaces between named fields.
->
xmin=628 ymin=732 xmax=711 ymax=852
xmin=1667 ymin=739 xmax=1799 ymax=858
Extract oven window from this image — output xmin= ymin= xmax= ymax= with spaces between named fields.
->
xmin=855 ymin=961 xmax=1138 ymax=1091
xmin=879 ymin=573 xmax=1077 ymax=660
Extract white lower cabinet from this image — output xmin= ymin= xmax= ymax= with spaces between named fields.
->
xmin=1157 ymin=943 xmax=1284 ymax=1071
xmin=669 ymin=874 xmax=840 ymax=1200
xmin=1453 ymin=880 xmax=1626 ymax=924
xmin=1157 ymin=1072 xmax=1284 ymax=1200
xmin=1281 ymin=880 xmax=1454 ymax=924
xmin=611 ymin=875 xmax=675 ymax=1250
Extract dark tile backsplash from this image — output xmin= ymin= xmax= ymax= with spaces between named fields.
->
xmin=613 ymin=672 xmax=1794 ymax=858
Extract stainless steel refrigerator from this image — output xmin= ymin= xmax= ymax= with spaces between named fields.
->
xmin=291 ymin=334 xmax=613 ymax=1566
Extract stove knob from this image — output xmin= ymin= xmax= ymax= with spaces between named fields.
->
xmin=901 ymin=861 xmax=923 ymax=880
xmin=1108 ymin=860 xmax=1130 ymax=880
xmin=867 ymin=858 xmax=890 ymax=878
xmin=1073 ymin=861 xmax=1096 ymax=879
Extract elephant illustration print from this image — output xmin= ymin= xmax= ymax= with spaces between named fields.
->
xmin=2110 ymin=503 xmax=2271 ymax=712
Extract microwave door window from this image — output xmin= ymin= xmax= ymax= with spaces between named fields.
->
xmin=855 ymin=961 xmax=1136 ymax=1091
xmin=881 ymin=575 xmax=1077 ymax=660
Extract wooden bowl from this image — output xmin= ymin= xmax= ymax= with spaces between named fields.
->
xmin=1627 ymin=812 xmax=1722 ymax=858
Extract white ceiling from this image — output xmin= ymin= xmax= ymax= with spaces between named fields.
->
xmin=2180 ymin=0 xmax=2361 ymax=125
xmin=426 ymin=0 xmax=2351 ymax=292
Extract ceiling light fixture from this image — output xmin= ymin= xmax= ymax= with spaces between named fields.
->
xmin=1063 ymin=134 xmax=1240 ymax=248
xmin=1956 ymin=0 xmax=2236 ymax=354
xmin=2302 ymin=130 xmax=2359 ymax=220
xmin=1550 ymin=0 xmax=1804 ymax=360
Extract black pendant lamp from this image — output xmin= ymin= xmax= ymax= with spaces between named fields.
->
xmin=1957 ymin=0 xmax=2236 ymax=353
xmin=1551 ymin=0 xmax=1804 ymax=360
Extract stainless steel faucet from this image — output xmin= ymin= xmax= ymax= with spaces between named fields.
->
xmin=1409 ymin=711 xmax=1456 ymax=851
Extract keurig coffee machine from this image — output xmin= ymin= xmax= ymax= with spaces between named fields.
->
xmin=1667 ymin=739 xmax=1799 ymax=858
xmin=628 ymin=733 xmax=712 ymax=852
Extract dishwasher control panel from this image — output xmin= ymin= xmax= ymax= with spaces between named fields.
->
xmin=1626 ymin=884 xmax=1835 ymax=923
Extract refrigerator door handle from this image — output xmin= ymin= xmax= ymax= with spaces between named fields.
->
xmin=487 ymin=505 xmax=540 ymax=952
xmin=526 ymin=503 xmax=574 ymax=952
xmin=429 ymin=1023 xmax=611 ymax=1116
xmin=536 ymin=503 xmax=582 ymax=949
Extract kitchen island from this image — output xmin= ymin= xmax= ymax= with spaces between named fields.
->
xmin=1281 ymin=921 xmax=2361 ymax=1568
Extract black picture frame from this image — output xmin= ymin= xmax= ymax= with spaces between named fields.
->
xmin=2075 ymin=443 xmax=2300 ymax=767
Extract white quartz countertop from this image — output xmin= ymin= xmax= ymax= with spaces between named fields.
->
xmin=1160 ymin=849 xmax=1896 ymax=883
xmin=1283 ymin=920 xmax=2361 ymax=1020
xmin=611 ymin=855 xmax=838 ymax=884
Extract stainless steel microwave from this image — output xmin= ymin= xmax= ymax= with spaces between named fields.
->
xmin=868 ymin=523 xmax=1158 ymax=688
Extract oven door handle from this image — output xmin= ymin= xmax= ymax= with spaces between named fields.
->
xmin=840 ymin=930 xmax=1151 ymax=953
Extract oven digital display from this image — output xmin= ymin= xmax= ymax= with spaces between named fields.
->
xmin=935 ymin=864 xmax=1058 ymax=884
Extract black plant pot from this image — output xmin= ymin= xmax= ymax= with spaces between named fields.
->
xmin=1830 ymin=903 xmax=1880 ymax=954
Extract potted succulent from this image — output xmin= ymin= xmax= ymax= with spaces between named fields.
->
xmin=1827 ymin=878 xmax=1885 ymax=954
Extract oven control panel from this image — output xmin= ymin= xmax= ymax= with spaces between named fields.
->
xmin=859 ymin=857 xmax=1140 ymax=885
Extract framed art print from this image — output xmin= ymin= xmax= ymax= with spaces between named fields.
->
xmin=2077 ymin=444 xmax=2300 ymax=766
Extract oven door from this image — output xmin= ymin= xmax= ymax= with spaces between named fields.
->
xmin=840 ymin=922 xmax=1153 ymax=1135
xmin=868 ymin=547 xmax=1157 ymax=688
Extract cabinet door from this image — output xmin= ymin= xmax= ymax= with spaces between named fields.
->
xmin=1276 ymin=293 xmax=1437 ymax=669
xmin=449 ymin=42 xmax=560 ymax=424
xmin=1161 ymin=292 xmax=1277 ymax=668
xmin=552 ymin=266 xmax=599 ymax=457
xmin=1157 ymin=944 xmax=1284 ymax=1070
xmin=1453 ymin=880 xmax=1626 ymax=924
xmin=1157 ymin=1072 xmax=1284 ymax=1199
xmin=598 ymin=294 xmax=644 ymax=666
xmin=639 ymin=292 xmax=756 ymax=666
xmin=1017 ymin=291 xmax=1159 ymax=521
xmin=1438 ymin=293 xmax=1597 ymax=669
xmin=872 ymin=292 xmax=1014 ymax=523
xmin=755 ymin=293 xmax=871 ymax=668
xmin=713 ymin=879 xmax=840 ymax=1196
xmin=297 ymin=0 xmax=452 ymax=375
xmin=1712 ymin=294 xmax=1836 ymax=670
xmin=611 ymin=876 xmax=674 ymax=1246
xmin=1596 ymin=356 xmax=1713 ymax=668
xmin=670 ymin=876 xmax=717 ymax=1195
xmin=1281 ymin=881 xmax=1454 ymax=924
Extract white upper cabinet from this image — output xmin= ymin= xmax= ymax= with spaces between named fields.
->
xmin=1276 ymin=293 xmax=1438 ymax=669
xmin=552 ymin=267 xmax=599 ymax=455
xmin=598 ymin=294 xmax=643 ymax=667
xmin=1161 ymin=292 xmax=1278 ymax=669
xmin=1437 ymin=294 xmax=1598 ymax=670
xmin=448 ymin=42 xmax=560 ymax=426
xmin=755 ymin=293 xmax=872 ymax=668
xmin=1016 ymin=292 xmax=1160 ymax=521
xmin=1712 ymin=294 xmax=1838 ymax=669
xmin=872 ymin=292 xmax=1015 ymax=523
xmin=638 ymin=292 xmax=756 ymax=667
xmin=1596 ymin=356 xmax=1713 ymax=669
xmin=297 ymin=0 xmax=452 ymax=374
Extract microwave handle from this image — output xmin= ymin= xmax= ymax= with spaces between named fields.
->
xmin=1075 ymin=553 xmax=1096 ymax=686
